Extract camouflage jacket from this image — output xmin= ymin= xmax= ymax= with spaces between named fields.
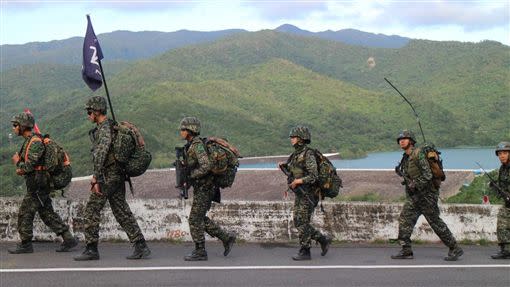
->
xmin=16 ymin=134 xmax=45 ymax=175
xmin=401 ymin=146 xmax=434 ymax=191
xmin=185 ymin=136 xmax=213 ymax=184
xmin=498 ymin=163 xmax=510 ymax=194
xmin=287 ymin=144 xmax=318 ymax=186
xmin=89 ymin=118 xmax=117 ymax=183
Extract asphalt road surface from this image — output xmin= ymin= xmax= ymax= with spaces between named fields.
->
xmin=1 ymin=242 xmax=509 ymax=287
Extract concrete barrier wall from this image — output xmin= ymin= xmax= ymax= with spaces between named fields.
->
xmin=0 ymin=198 xmax=500 ymax=243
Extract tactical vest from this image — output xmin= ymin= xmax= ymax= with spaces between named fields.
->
xmin=499 ymin=165 xmax=510 ymax=192
xmin=404 ymin=148 xmax=421 ymax=180
xmin=288 ymin=147 xmax=310 ymax=180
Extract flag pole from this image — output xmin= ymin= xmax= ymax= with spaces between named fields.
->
xmin=97 ymin=60 xmax=116 ymax=122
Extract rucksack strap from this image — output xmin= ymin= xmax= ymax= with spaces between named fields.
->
xmin=23 ymin=135 xmax=46 ymax=170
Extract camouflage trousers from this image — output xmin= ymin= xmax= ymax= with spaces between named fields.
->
xmin=17 ymin=172 xmax=69 ymax=242
xmin=397 ymin=189 xmax=457 ymax=248
xmin=189 ymin=184 xmax=228 ymax=244
xmin=82 ymin=180 xmax=144 ymax=244
xmin=293 ymin=191 xmax=322 ymax=248
xmin=497 ymin=206 xmax=510 ymax=244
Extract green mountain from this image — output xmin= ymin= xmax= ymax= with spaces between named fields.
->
xmin=1 ymin=29 xmax=246 ymax=71
xmin=1 ymin=30 xmax=508 ymax=196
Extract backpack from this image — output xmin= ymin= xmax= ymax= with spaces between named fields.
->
xmin=309 ymin=148 xmax=342 ymax=199
xmin=111 ymin=121 xmax=152 ymax=177
xmin=201 ymin=137 xmax=240 ymax=188
xmin=24 ymin=134 xmax=72 ymax=190
xmin=411 ymin=144 xmax=446 ymax=189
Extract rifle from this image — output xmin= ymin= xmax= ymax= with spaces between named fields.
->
xmin=395 ymin=159 xmax=418 ymax=194
xmin=384 ymin=78 xmax=426 ymax=143
xmin=475 ymin=162 xmax=510 ymax=204
xmin=174 ymin=147 xmax=189 ymax=199
xmin=279 ymin=163 xmax=314 ymax=206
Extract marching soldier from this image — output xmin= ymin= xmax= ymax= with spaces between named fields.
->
xmin=179 ymin=117 xmax=236 ymax=261
xmin=279 ymin=125 xmax=332 ymax=261
xmin=489 ymin=142 xmax=510 ymax=259
xmin=74 ymin=96 xmax=150 ymax=261
xmin=9 ymin=112 xmax=78 ymax=254
xmin=392 ymin=130 xmax=463 ymax=261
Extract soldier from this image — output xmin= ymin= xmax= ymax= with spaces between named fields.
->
xmin=8 ymin=112 xmax=78 ymax=254
xmin=74 ymin=96 xmax=150 ymax=261
xmin=279 ymin=125 xmax=332 ymax=261
xmin=179 ymin=117 xmax=236 ymax=261
xmin=489 ymin=142 xmax=510 ymax=259
xmin=392 ymin=130 xmax=463 ymax=261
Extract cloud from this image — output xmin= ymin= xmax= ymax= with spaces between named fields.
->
xmin=243 ymin=1 xmax=508 ymax=32
xmin=378 ymin=1 xmax=509 ymax=31
xmin=1 ymin=0 xmax=196 ymax=12
xmin=244 ymin=0 xmax=329 ymax=20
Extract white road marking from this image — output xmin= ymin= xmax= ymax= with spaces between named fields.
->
xmin=1 ymin=264 xmax=509 ymax=273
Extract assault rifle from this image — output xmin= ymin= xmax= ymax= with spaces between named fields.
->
xmin=476 ymin=162 xmax=510 ymax=205
xmin=279 ymin=163 xmax=314 ymax=205
xmin=394 ymin=159 xmax=419 ymax=194
xmin=174 ymin=147 xmax=189 ymax=199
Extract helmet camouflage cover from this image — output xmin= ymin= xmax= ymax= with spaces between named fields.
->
xmin=495 ymin=141 xmax=510 ymax=155
xmin=11 ymin=112 xmax=35 ymax=128
xmin=289 ymin=125 xmax=311 ymax=143
xmin=84 ymin=96 xmax=107 ymax=114
xmin=397 ymin=130 xmax=416 ymax=144
xmin=180 ymin=117 xmax=201 ymax=135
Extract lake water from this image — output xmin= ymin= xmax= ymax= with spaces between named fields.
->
xmin=239 ymin=148 xmax=500 ymax=170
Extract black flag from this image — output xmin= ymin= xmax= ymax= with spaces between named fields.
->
xmin=82 ymin=15 xmax=104 ymax=91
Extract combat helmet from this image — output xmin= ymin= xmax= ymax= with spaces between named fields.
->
xmin=495 ymin=142 xmax=510 ymax=156
xmin=11 ymin=112 xmax=35 ymax=128
xmin=180 ymin=117 xmax=201 ymax=135
xmin=84 ymin=96 xmax=107 ymax=114
xmin=397 ymin=130 xmax=416 ymax=144
xmin=289 ymin=125 xmax=311 ymax=144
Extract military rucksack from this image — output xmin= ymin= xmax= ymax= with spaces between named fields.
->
xmin=23 ymin=134 xmax=72 ymax=190
xmin=201 ymin=137 xmax=240 ymax=188
xmin=111 ymin=121 xmax=152 ymax=177
xmin=309 ymin=149 xmax=342 ymax=199
xmin=410 ymin=144 xmax=446 ymax=189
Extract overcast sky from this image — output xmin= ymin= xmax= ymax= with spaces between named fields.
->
xmin=1 ymin=0 xmax=509 ymax=45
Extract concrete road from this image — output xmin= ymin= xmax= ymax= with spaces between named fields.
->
xmin=1 ymin=242 xmax=509 ymax=287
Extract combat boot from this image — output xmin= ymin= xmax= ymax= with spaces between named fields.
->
xmin=317 ymin=235 xmax=332 ymax=256
xmin=126 ymin=239 xmax=151 ymax=259
xmin=444 ymin=245 xmax=464 ymax=261
xmin=292 ymin=246 xmax=311 ymax=261
xmin=184 ymin=243 xmax=208 ymax=261
xmin=8 ymin=241 xmax=34 ymax=254
xmin=391 ymin=247 xmax=414 ymax=259
xmin=222 ymin=232 xmax=237 ymax=256
xmin=56 ymin=231 xmax=79 ymax=252
xmin=491 ymin=244 xmax=510 ymax=259
xmin=74 ymin=243 xmax=99 ymax=261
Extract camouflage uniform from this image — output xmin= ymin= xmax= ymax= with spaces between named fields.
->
xmin=286 ymin=125 xmax=331 ymax=260
xmin=288 ymin=143 xmax=322 ymax=248
xmin=496 ymin=163 xmax=510 ymax=244
xmin=392 ymin=130 xmax=462 ymax=261
xmin=396 ymin=146 xmax=457 ymax=249
xmin=186 ymin=136 xmax=229 ymax=245
xmin=16 ymin=134 xmax=70 ymax=242
xmin=82 ymin=118 xmax=145 ymax=245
